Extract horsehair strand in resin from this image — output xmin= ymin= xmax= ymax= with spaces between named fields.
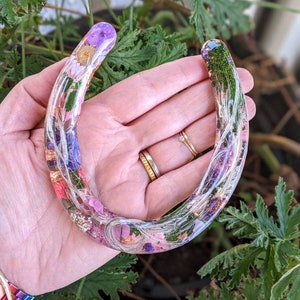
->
xmin=44 ymin=23 xmax=249 ymax=254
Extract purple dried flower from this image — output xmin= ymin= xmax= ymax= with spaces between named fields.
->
xmin=88 ymin=197 xmax=104 ymax=214
xmin=86 ymin=22 xmax=117 ymax=48
xmin=143 ymin=243 xmax=154 ymax=253
xmin=66 ymin=130 xmax=81 ymax=170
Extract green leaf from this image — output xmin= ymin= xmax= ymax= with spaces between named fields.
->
xmin=230 ymin=247 xmax=263 ymax=287
xmin=275 ymin=177 xmax=293 ymax=233
xmin=285 ymin=206 xmax=300 ymax=239
xmin=198 ymin=243 xmax=250 ymax=280
xmin=0 ymin=88 xmax=10 ymax=103
xmin=100 ymin=252 xmax=137 ymax=271
xmin=186 ymin=283 xmax=232 ymax=300
xmin=95 ymin=15 xmax=186 ymax=93
xmin=0 ymin=0 xmax=18 ymax=27
xmin=274 ymin=177 xmax=300 ymax=239
xmin=278 ymin=240 xmax=300 ymax=260
xmin=36 ymin=253 xmax=138 ymax=300
xmin=65 ymin=90 xmax=77 ymax=112
xmin=65 ymin=82 xmax=80 ymax=111
xmin=0 ymin=0 xmax=44 ymax=27
xmin=79 ymin=253 xmax=138 ymax=300
xmin=271 ymin=263 xmax=300 ymax=300
xmin=255 ymin=194 xmax=281 ymax=239
xmin=219 ymin=201 xmax=258 ymax=239
xmin=251 ymin=230 xmax=269 ymax=249
xmin=273 ymin=240 xmax=300 ymax=273
xmin=189 ymin=0 xmax=251 ymax=44
xmin=195 ymin=178 xmax=299 ymax=299
xmin=239 ymin=278 xmax=263 ymax=300
xmin=273 ymin=241 xmax=288 ymax=273
xmin=187 ymin=279 xmax=263 ymax=300
xmin=261 ymin=244 xmax=280 ymax=300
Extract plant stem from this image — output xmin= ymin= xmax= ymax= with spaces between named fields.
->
xmin=103 ymin=0 xmax=120 ymax=25
xmin=44 ymin=3 xmax=88 ymax=18
xmin=25 ymin=44 xmax=64 ymax=59
xmin=139 ymin=256 xmax=181 ymax=300
xmin=20 ymin=20 xmax=26 ymax=78
xmin=250 ymin=133 xmax=300 ymax=157
xmin=75 ymin=276 xmax=86 ymax=300
xmin=257 ymin=144 xmax=280 ymax=174
xmin=129 ymin=1 xmax=135 ymax=31
xmin=35 ymin=31 xmax=60 ymax=61
xmin=82 ymin=0 xmax=94 ymax=27
xmin=55 ymin=0 xmax=65 ymax=55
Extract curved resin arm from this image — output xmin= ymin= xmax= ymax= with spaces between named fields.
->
xmin=45 ymin=23 xmax=249 ymax=254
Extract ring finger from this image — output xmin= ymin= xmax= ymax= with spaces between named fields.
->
xmin=145 ymin=112 xmax=215 ymax=176
xmin=137 ymin=94 xmax=255 ymax=180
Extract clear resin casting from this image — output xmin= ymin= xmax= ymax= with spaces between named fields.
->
xmin=44 ymin=22 xmax=249 ymax=254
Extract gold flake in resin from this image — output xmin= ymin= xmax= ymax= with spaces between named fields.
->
xmin=45 ymin=149 xmax=56 ymax=161
xmin=70 ymin=210 xmax=92 ymax=232
xmin=50 ymin=170 xmax=63 ymax=184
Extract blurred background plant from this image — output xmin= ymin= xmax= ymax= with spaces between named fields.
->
xmin=1 ymin=0 xmax=300 ymax=299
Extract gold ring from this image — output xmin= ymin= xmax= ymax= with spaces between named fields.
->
xmin=139 ymin=150 xmax=160 ymax=181
xmin=179 ymin=130 xmax=198 ymax=158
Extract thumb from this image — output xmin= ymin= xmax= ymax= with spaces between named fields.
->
xmin=0 ymin=60 xmax=65 ymax=136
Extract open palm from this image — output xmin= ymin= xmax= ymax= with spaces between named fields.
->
xmin=0 ymin=55 xmax=255 ymax=295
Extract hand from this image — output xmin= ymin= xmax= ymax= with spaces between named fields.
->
xmin=0 ymin=55 xmax=255 ymax=295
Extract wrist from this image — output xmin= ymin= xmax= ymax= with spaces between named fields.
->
xmin=0 ymin=270 xmax=34 ymax=300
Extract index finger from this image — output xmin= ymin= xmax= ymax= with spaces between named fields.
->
xmin=0 ymin=60 xmax=65 ymax=136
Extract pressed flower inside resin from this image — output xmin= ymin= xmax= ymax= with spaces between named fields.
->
xmin=45 ymin=23 xmax=249 ymax=254
xmin=76 ymin=45 xmax=96 ymax=66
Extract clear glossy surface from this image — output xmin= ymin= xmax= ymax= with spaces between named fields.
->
xmin=45 ymin=23 xmax=249 ymax=254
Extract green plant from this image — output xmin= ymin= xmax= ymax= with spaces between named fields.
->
xmin=189 ymin=178 xmax=300 ymax=300
xmin=36 ymin=253 xmax=138 ymax=300
xmin=189 ymin=0 xmax=251 ymax=44
xmin=0 ymin=0 xmax=45 ymax=27
xmin=1 ymin=1 xmax=300 ymax=299
xmin=90 ymin=10 xmax=188 ymax=96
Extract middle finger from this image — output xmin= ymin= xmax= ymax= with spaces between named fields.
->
xmin=131 ymin=79 xmax=214 ymax=149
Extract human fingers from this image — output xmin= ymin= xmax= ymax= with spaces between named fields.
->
xmin=0 ymin=60 xmax=65 ymax=136
xmin=144 ymin=150 xmax=213 ymax=219
xmin=237 ymin=68 xmax=254 ymax=94
xmin=95 ymin=55 xmax=208 ymax=124
xmin=91 ymin=58 xmax=254 ymax=128
xmin=131 ymin=79 xmax=214 ymax=149
xmin=132 ymin=64 xmax=255 ymax=184
xmin=130 ymin=67 xmax=255 ymax=151
xmin=137 ymin=96 xmax=255 ymax=178
xmin=142 ymin=113 xmax=215 ymax=176
xmin=143 ymin=93 xmax=252 ymax=218
xmin=245 ymin=95 xmax=256 ymax=119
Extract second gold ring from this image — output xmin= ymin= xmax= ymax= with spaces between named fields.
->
xmin=179 ymin=130 xmax=198 ymax=158
xmin=139 ymin=150 xmax=160 ymax=181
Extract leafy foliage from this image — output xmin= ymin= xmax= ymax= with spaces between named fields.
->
xmin=2 ymin=1 xmax=300 ymax=300
xmin=0 ymin=0 xmax=45 ymax=27
xmin=93 ymin=12 xmax=187 ymax=95
xmin=187 ymin=279 xmax=262 ymax=300
xmin=36 ymin=253 xmax=138 ymax=300
xmin=190 ymin=0 xmax=251 ymax=44
xmin=193 ymin=178 xmax=300 ymax=300
xmin=271 ymin=263 xmax=300 ymax=300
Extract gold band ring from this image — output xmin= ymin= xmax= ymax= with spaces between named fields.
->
xmin=179 ymin=130 xmax=198 ymax=158
xmin=139 ymin=150 xmax=160 ymax=181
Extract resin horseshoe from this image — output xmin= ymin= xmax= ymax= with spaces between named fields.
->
xmin=44 ymin=22 xmax=249 ymax=254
